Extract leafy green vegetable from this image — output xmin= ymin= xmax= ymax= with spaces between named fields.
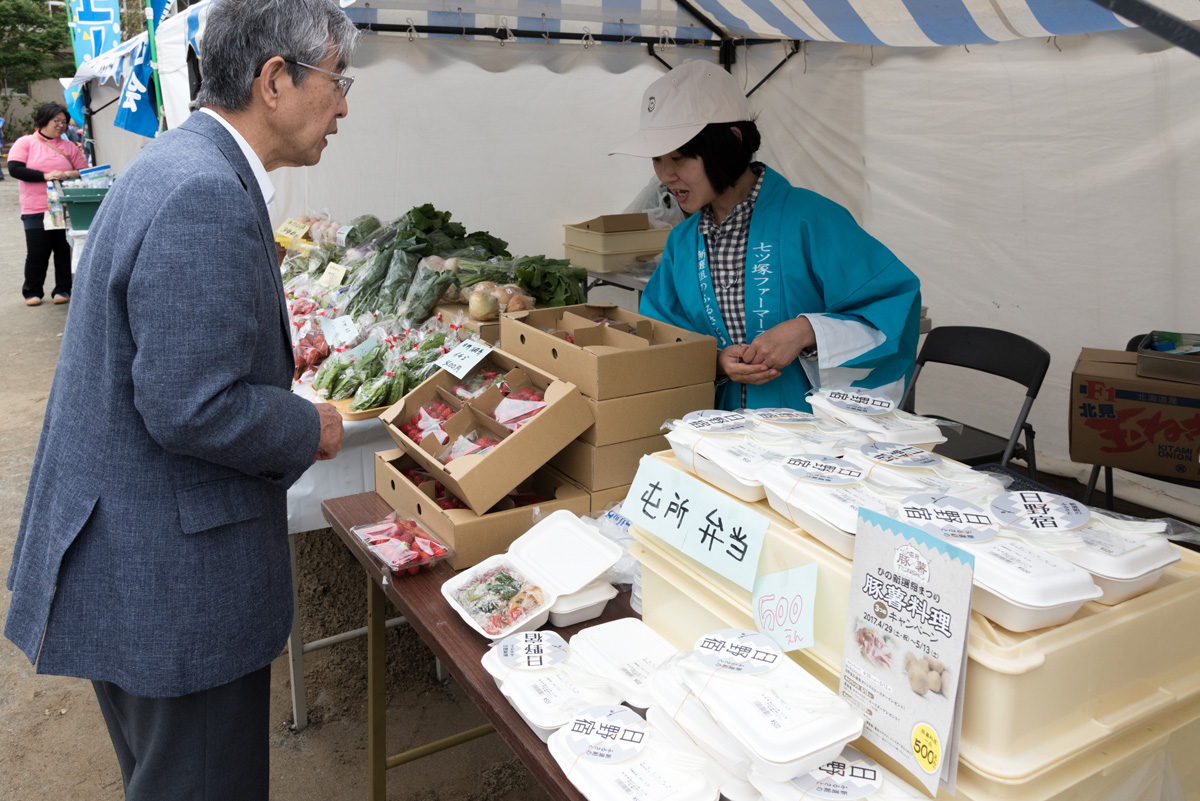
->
xmin=514 ymin=256 xmax=588 ymax=307
xmin=398 ymin=266 xmax=458 ymax=329
xmin=341 ymin=214 xmax=382 ymax=249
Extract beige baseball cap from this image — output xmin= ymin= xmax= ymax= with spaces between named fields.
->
xmin=609 ymin=60 xmax=753 ymax=158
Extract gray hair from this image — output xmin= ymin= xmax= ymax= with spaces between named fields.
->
xmin=195 ymin=0 xmax=359 ymax=112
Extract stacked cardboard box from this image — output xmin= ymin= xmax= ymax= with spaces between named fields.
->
xmin=500 ymin=303 xmax=718 ymax=511
xmin=378 ymin=349 xmax=592 ymax=567
xmin=563 ymin=213 xmax=671 ymax=274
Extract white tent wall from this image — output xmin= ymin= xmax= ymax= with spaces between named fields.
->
xmin=83 ymin=23 xmax=1200 ymax=518
xmin=737 ymin=31 xmax=1200 ymax=518
xmin=269 ymin=34 xmax=667 ymax=258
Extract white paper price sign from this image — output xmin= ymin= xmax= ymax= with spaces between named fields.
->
xmin=753 ymin=564 xmax=818 ymax=652
xmin=319 ymin=315 xmax=358 ymax=349
xmin=626 ymin=457 xmax=768 ymax=591
xmin=434 ymin=340 xmax=492 ymax=379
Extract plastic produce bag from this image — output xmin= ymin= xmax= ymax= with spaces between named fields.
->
xmin=438 ymin=430 xmax=502 ymax=464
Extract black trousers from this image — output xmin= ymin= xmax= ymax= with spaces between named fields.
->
xmin=91 ymin=665 xmax=271 ymax=801
xmin=22 ymin=213 xmax=72 ymax=299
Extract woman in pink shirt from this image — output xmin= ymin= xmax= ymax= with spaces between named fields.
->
xmin=8 ymin=103 xmax=88 ymax=306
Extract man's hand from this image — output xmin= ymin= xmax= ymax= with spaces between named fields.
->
xmin=314 ymin=402 xmax=345 ymax=461
xmin=719 ymin=344 xmax=780 ymax=386
xmin=741 ymin=317 xmax=815 ymax=371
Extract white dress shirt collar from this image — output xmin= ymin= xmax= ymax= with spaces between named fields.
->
xmin=199 ymin=107 xmax=275 ymax=208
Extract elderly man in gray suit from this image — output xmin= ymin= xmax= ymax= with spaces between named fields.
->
xmin=4 ymin=1 xmax=357 ymax=797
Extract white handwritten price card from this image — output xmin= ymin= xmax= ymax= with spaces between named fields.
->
xmin=434 ymin=339 xmax=492 ymax=379
xmin=626 ymin=457 xmax=768 ymax=591
xmin=319 ymin=315 xmax=358 ymax=349
xmin=840 ymin=509 xmax=974 ymax=797
xmin=753 ymin=564 xmax=818 ymax=652
xmin=274 ymin=217 xmax=310 ymax=246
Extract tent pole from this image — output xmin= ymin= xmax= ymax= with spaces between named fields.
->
xmin=672 ymin=0 xmax=725 ymax=39
xmin=1084 ymin=0 xmax=1200 ymax=57
xmin=144 ymin=0 xmax=166 ymax=132
xmin=357 ymin=22 xmax=789 ymax=46
xmin=746 ymin=41 xmax=802 ymax=96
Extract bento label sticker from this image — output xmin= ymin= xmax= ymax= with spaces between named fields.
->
xmin=783 ymin=454 xmax=864 ymax=486
xmin=990 ymin=491 xmax=1091 ymax=532
xmin=899 ymin=494 xmax=999 ymax=544
xmin=754 ymin=408 xmax=819 ymax=425
xmin=824 ymin=389 xmax=895 ymax=416
xmin=681 ymin=410 xmax=754 ymax=433
xmin=561 ymin=705 xmax=649 ymax=764
xmin=860 ymin=442 xmax=943 ymax=468
xmin=791 ymin=747 xmax=884 ymax=799
xmin=693 ymin=628 xmax=781 ymax=675
xmin=497 ymin=631 xmax=569 ymax=670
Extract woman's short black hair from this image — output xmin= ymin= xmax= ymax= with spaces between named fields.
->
xmin=34 ymin=103 xmax=70 ymax=131
xmin=677 ymin=120 xmax=762 ymax=195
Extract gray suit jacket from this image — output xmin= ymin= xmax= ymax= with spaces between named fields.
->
xmin=5 ymin=112 xmax=321 ymax=697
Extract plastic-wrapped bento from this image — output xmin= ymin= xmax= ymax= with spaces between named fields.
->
xmin=808 ymin=388 xmax=947 ymax=446
xmin=441 ymin=510 xmax=621 ymax=639
xmin=662 ymin=410 xmax=797 ymax=502
xmin=547 ymin=705 xmax=720 ymax=801
xmin=481 ymin=631 xmax=622 ymax=742
xmin=748 ymin=746 xmax=926 ymax=800
xmin=840 ymin=442 xmax=1008 ymax=504
xmin=661 ymin=629 xmax=864 ymax=782
xmin=569 ymin=618 xmax=678 ymax=710
xmin=985 ymin=491 xmax=1181 ymax=606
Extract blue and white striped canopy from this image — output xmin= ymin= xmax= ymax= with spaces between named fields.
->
xmin=352 ymin=0 xmax=1200 ymax=46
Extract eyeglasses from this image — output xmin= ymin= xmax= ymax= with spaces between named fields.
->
xmin=283 ymin=58 xmax=354 ymax=98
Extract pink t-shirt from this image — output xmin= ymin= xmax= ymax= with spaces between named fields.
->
xmin=9 ymin=133 xmax=89 ymax=215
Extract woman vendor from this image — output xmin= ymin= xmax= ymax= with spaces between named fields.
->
xmin=610 ymin=61 xmax=921 ymax=411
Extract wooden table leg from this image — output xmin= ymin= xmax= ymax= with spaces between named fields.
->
xmin=367 ymin=574 xmax=387 ymax=801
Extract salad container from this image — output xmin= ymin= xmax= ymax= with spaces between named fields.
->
xmin=569 ymin=618 xmax=678 ymax=710
xmin=481 ymin=631 xmax=622 ymax=742
xmin=441 ymin=510 xmax=622 ymax=639
xmin=548 ymin=579 xmax=619 ymax=627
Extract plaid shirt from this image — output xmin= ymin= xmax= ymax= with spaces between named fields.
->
xmin=697 ymin=165 xmax=765 ymax=349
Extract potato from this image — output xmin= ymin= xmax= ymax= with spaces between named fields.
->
xmin=904 ymin=652 xmax=917 ymax=670
xmin=927 ymin=656 xmax=944 ymax=674
xmin=917 ymin=656 xmax=931 ymax=673
xmin=927 ymin=670 xmax=942 ymax=694
xmin=908 ymin=668 xmax=930 ymax=696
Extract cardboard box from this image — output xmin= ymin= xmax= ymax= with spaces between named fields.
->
xmin=379 ymin=348 xmax=593 ymax=514
xmin=563 ymin=220 xmax=670 ymax=254
xmin=587 ymin=484 xmax=632 ymax=514
xmin=1069 ymin=348 xmax=1200 ymax=480
xmin=550 ymin=434 xmax=668 ymax=491
xmin=434 ymin=303 xmax=499 ymax=344
xmin=1135 ymin=331 xmax=1200 ymax=386
xmin=500 ymin=303 xmax=717 ymax=400
xmin=580 ymin=381 xmax=715 ymax=446
xmin=571 ymin=213 xmax=651 ymax=233
xmin=563 ymin=244 xmax=663 ymax=274
xmin=374 ymin=450 xmax=590 ymax=569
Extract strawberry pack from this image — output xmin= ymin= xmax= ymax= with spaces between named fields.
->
xmin=349 ymin=513 xmax=453 ymax=575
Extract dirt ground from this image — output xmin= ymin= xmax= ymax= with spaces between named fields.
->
xmin=0 ymin=174 xmax=551 ymax=801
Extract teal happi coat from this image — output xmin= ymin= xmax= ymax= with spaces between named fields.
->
xmin=640 ymin=167 xmax=921 ymax=412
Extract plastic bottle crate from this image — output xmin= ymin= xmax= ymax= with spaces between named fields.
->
xmin=631 ymin=539 xmax=1200 ymax=801
xmin=627 ymin=458 xmax=1200 ymax=781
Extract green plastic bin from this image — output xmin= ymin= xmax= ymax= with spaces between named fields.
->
xmin=60 ymin=186 xmax=109 ymax=231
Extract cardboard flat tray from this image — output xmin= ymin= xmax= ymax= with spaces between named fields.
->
xmin=1135 ymin=331 xmax=1200 ymax=385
